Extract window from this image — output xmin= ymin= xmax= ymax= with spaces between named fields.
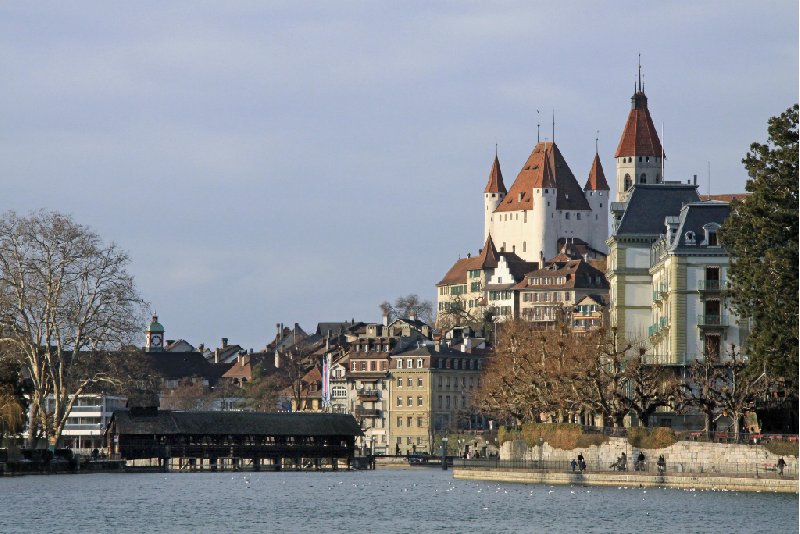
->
xmin=397 ymin=378 xmax=402 ymax=387
xmin=406 ymin=359 xmax=413 ymax=369
xmin=417 ymin=358 xmax=423 ymax=368
xmin=640 ymin=173 xmax=646 ymax=184
xmin=685 ymin=231 xmax=696 ymax=244
xmin=397 ymin=417 xmax=402 ymax=427
xmin=417 ymin=396 xmax=423 ymax=406
xmin=624 ymin=174 xmax=632 ymax=191
xmin=370 ymin=361 xmax=376 ymax=371
xmin=565 ymin=212 xmax=570 ymax=220
xmin=407 ymin=396 xmax=412 ymax=406
xmin=417 ymin=377 xmax=423 ymax=387
xmin=417 ymin=417 xmax=423 ymax=428
xmin=407 ymin=377 xmax=413 ymax=387
xmin=397 ymin=397 xmax=402 ymax=406
xmin=360 ymin=362 xmax=366 ymax=371
xmin=576 ymin=213 xmax=581 ymax=220
xmin=397 ymin=359 xmax=403 ymax=369
xmin=446 ymin=396 xmax=451 ymax=409
xmin=437 ymin=396 xmax=443 ymax=409
xmin=351 ymin=362 xmax=357 ymax=371
xmin=407 ymin=417 xmax=412 ymax=427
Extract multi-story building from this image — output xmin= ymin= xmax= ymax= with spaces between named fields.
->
xmin=436 ymin=235 xmax=536 ymax=327
xmin=483 ymin=139 xmax=610 ymax=261
xmin=515 ymin=255 xmax=609 ymax=328
xmin=386 ymin=343 xmax=485 ymax=455
xmin=648 ymin=201 xmax=748 ymax=365
xmin=346 ymin=338 xmax=392 ymax=454
xmin=52 ymin=394 xmax=127 ymax=453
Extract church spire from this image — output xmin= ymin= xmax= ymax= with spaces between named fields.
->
xmin=584 ymin=152 xmax=610 ymax=191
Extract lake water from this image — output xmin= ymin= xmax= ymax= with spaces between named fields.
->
xmin=1 ymin=468 xmax=797 ymax=533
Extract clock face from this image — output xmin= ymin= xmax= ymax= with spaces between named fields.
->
xmin=150 ymin=334 xmax=162 ymax=346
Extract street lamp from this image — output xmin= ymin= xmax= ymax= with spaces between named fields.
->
xmin=441 ymin=437 xmax=449 ymax=471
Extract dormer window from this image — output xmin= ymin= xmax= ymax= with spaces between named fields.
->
xmin=703 ymin=223 xmax=721 ymax=247
xmin=685 ymin=231 xmax=696 ymax=245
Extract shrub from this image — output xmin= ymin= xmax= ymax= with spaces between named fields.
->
xmin=500 ymin=423 xmax=607 ymax=450
xmin=764 ymin=440 xmax=799 ymax=458
xmin=628 ymin=426 xmax=677 ymax=449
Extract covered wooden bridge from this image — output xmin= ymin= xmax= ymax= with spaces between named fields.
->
xmin=105 ymin=409 xmax=363 ymax=471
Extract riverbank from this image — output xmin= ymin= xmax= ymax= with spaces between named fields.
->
xmin=453 ymin=467 xmax=799 ymax=493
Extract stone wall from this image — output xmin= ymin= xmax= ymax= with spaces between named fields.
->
xmin=501 ymin=437 xmax=797 ymax=476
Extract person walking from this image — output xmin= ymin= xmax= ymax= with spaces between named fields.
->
xmin=636 ymin=451 xmax=646 ymax=471
xmin=571 ymin=458 xmax=577 ymax=472
xmin=777 ymin=457 xmax=786 ymax=476
xmin=657 ymin=455 xmax=666 ymax=474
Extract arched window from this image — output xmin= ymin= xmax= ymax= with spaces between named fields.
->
xmin=624 ymin=174 xmax=632 ymax=191
xmin=640 ymin=173 xmax=647 ymax=184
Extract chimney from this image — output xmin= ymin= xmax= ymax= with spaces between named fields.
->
xmin=409 ymin=310 xmax=417 ymax=322
xmin=382 ymin=313 xmax=389 ymax=326
xmin=693 ymin=174 xmax=697 ymax=186
xmin=214 ymin=348 xmax=219 ymax=364
xmin=221 ymin=337 xmax=228 ymax=348
xmin=198 ymin=343 xmax=204 ymax=353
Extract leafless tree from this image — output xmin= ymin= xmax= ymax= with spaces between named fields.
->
xmin=379 ymin=294 xmax=434 ymax=324
xmin=0 ymin=210 xmax=147 ymax=447
xmin=160 ymin=379 xmax=215 ymax=411
xmin=624 ymin=347 xmax=680 ymax=427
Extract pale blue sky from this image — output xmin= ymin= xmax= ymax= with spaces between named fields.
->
xmin=1 ymin=2 xmax=797 ymax=349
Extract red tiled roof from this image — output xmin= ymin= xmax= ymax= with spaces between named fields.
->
xmin=476 ymin=234 xmax=499 ymax=269
xmin=436 ymin=235 xmax=536 ymax=287
xmin=700 ymin=193 xmax=749 ymax=202
xmin=614 ymin=92 xmax=664 ymax=158
xmin=496 ymin=142 xmax=590 ymax=213
xmin=484 ymin=156 xmax=507 ymax=194
xmin=584 ymin=153 xmax=610 ymax=191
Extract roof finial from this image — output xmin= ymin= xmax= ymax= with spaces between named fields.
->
xmin=552 ymin=109 xmax=555 ymax=144
xmin=495 ymin=142 xmax=498 ymax=158
xmin=638 ymin=53 xmax=642 ymax=92
xmin=595 ymin=130 xmax=599 ymax=155
xmin=537 ymin=109 xmax=540 ymax=143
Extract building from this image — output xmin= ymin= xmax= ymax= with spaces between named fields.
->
xmin=54 ymin=394 xmax=127 ymax=453
xmin=515 ymin=255 xmax=609 ymax=328
xmin=648 ymin=201 xmax=748 ymax=366
xmin=483 ymin=138 xmax=610 ymax=262
xmin=436 ymin=235 xmax=536 ymax=327
xmin=386 ymin=342 xmax=485 ymax=455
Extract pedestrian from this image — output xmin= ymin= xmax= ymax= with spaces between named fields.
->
xmin=571 ymin=458 xmax=577 ymax=472
xmin=579 ymin=459 xmax=586 ymax=472
xmin=636 ymin=451 xmax=645 ymax=471
xmin=657 ymin=455 xmax=666 ymax=474
xmin=620 ymin=451 xmax=627 ymax=471
xmin=777 ymin=458 xmax=786 ymax=476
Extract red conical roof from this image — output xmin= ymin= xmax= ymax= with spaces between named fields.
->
xmin=484 ymin=156 xmax=507 ymax=194
xmin=584 ymin=153 xmax=610 ymax=191
xmin=476 ymin=234 xmax=499 ymax=269
xmin=614 ymin=91 xmax=664 ymax=158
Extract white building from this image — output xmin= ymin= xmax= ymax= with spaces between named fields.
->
xmin=50 ymin=394 xmax=127 ymax=453
xmin=483 ymin=142 xmax=610 ymax=263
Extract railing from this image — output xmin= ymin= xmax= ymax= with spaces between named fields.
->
xmin=69 ymin=406 xmax=104 ymax=413
xmin=354 ymin=407 xmax=381 ymax=417
xmin=697 ymin=314 xmax=728 ymax=327
xmin=452 ymin=457 xmax=796 ymax=479
xmin=659 ymin=316 xmax=668 ymax=328
xmin=356 ymin=389 xmax=380 ymax=398
xmin=63 ymin=423 xmax=103 ymax=430
xmin=697 ymin=279 xmax=721 ymax=291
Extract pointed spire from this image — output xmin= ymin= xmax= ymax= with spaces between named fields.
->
xmin=477 ymin=234 xmax=500 ymax=269
xmin=615 ymin=72 xmax=664 ymax=158
xmin=585 ymin=153 xmax=610 ymax=191
xmin=484 ymin=153 xmax=507 ymax=194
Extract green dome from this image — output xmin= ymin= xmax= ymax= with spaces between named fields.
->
xmin=147 ymin=315 xmax=164 ymax=333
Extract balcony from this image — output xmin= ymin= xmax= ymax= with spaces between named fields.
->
xmin=357 ymin=389 xmax=380 ymax=401
xmin=354 ymin=407 xmax=381 ymax=418
xmin=697 ymin=279 xmax=722 ymax=292
xmin=697 ymin=314 xmax=728 ymax=327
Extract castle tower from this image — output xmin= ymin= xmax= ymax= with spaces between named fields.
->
xmin=614 ymin=78 xmax=664 ymax=202
xmin=145 ymin=314 xmax=165 ymax=352
xmin=483 ymin=155 xmax=506 ymax=241
xmin=584 ymin=151 xmax=610 ymax=253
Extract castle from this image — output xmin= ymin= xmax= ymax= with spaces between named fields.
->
xmin=482 ymin=76 xmax=666 ymax=263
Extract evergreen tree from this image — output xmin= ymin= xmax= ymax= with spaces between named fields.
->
xmin=719 ymin=104 xmax=798 ymax=379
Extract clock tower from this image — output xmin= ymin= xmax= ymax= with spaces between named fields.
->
xmin=145 ymin=315 xmax=165 ymax=352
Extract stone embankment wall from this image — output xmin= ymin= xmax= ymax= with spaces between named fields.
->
xmin=452 ymin=468 xmax=799 ymax=494
xmin=501 ymin=437 xmax=797 ymax=475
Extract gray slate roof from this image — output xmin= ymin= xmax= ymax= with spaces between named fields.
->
xmin=615 ymin=184 xmax=700 ymax=236
xmin=110 ymin=410 xmax=363 ymax=437
xmin=669 ymin=202 xmax=731 ymax=252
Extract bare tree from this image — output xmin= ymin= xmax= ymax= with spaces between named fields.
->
xmin=624 ymin=348 xmax=679 ymax=427
xmin=379 ymin=294 xmax=434 ymax=324
xmin=0 ymin=210 xmax=147 ymax=447
xmin=160 ymin=379 xmax=215 ymax=411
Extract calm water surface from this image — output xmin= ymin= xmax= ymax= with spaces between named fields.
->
xmin=1 ymin=468 xmax=796 ymax=533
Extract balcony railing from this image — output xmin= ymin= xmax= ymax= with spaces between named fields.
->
xmin=697 ymin=279 xmax=722 ymax=291
xmin=357 ymin=389 xmax=380 ymax=399
xmin=354 ymin=407 xmax=381 ymax=418
xmin=697 ymin=314 xmax=728 ymax=327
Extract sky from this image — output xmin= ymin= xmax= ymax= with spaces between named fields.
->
xmin=1 ymin=2 xmax=797 ymax=350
